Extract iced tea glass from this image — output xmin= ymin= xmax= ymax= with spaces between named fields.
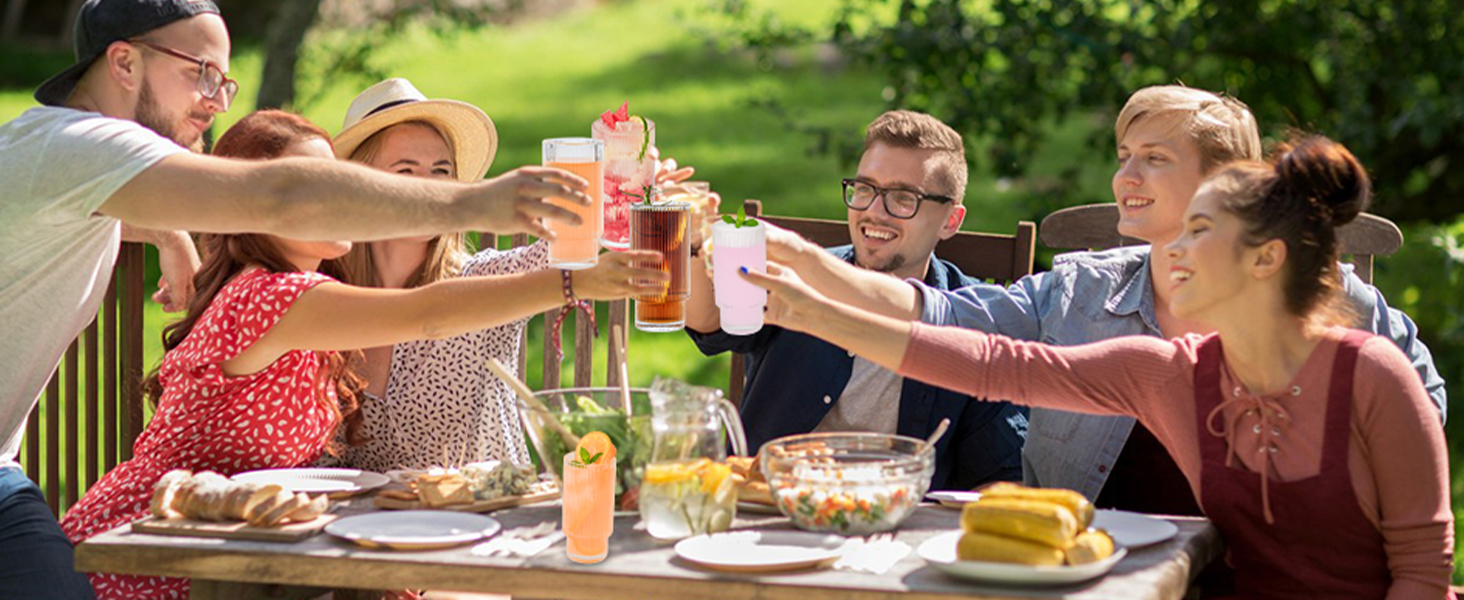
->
xmin=543 ymin=138 xmax=604 ymax=269
xmin=630 ymin=202 xmax=691 ymax=332
xmin=592 ymin=118 xmax=655 ymax=251
xmin=562 ymin=454 xmax=616 ymax=563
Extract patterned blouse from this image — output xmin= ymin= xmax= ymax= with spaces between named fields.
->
xmin=335 ymin=242 xmax=550 ymax=472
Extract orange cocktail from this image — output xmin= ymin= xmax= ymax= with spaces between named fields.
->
xmin=562 ymin=433 xmax=616 ymax=563
xmin=543 ymin=138 xmax=604 ymax=269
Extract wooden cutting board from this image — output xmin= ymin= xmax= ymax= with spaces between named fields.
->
xmin=372 ymin=487 xmax=561 ymax=513
xmin=130 ymin=515 xmax=337 ymax=543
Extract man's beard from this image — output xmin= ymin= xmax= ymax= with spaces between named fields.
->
xmin=135 ymin=82 xmax=203 ymax=151
xmin=854 ymin=246 xmax=906 ymax=274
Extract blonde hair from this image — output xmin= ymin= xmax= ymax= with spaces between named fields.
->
xmin=864 ymin=110 xmax=968 ymax=202
xmin=1115 ymin=85 xmax=1262 ymax=172
xmin=329 ymin=120 xmax=468 ymax=288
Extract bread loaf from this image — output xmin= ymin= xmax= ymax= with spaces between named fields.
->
xmin=285 ymin=494 xmax=329 ymax=523
xmin=961 ymin=498 xmax=1079 ymax=548
xmin=1064 ymin=529 xmax=1116 ymax=565
xmin=150 ymin=470 xmax=193 ymax=518
xmin=979 ymin=482 xmax=1095 ymax=528
xmin=957 ymin=531 xmax=1065 ymax=566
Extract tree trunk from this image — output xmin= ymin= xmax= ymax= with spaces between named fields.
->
xmin=58 ymin=0 xmax=83 ymax=47
xmin=2 ymin=0 xmax=29 ymax=42
xmin=255 ymin=0 xmax=322 ymax=110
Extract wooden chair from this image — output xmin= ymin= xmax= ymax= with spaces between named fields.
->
xmin=1039 ymin=203 xmax=1404 ymax=283
xmin=725 ymin=199 xmax=1038 ymax=402
xmin=501 ymin=234 xmax=630 ymax=391
xmin=19 ymin=243 xmax=148 ymax=518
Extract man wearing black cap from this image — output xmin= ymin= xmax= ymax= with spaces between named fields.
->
xmin=0 ymin=1 xmax=592 ymax=595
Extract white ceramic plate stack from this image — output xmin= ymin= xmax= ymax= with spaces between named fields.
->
xmin=232 ymin=468 xmax=390 ymax=495
xmin=918 ymin=531 xmax=1128 ymax=585
xmin=325 ymin=511 xmax=502 ymax=550
xmin=675 ymin=531 xmax=845 ymax=573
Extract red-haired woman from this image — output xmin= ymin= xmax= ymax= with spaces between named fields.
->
xmin=746 ymin=137 xmax=1454 ymax=599
xmin=59 ymin=110 xmax=668 ymax=600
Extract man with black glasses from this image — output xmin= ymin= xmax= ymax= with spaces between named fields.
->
xmin=685 ymin=110 xmax=1026 ymax=491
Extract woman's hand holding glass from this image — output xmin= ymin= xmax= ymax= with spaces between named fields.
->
xmin=736 ymin=261 xmax=828 ymax=332
xmin=571 ymin=250 xmax=671 ymax=300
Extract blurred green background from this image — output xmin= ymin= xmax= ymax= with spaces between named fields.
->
xmin=3 ymin=0 xmax=1460 ymax=581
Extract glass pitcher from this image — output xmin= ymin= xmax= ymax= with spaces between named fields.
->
xmin=638 ymin=378 xmax=748 ymax=540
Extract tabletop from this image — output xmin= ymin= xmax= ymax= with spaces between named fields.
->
xmin=74 ymin=496 xmax=1223 ymax=600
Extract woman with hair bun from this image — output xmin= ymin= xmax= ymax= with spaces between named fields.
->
xmin=746 ymin=135 xmax=1454 ymax=598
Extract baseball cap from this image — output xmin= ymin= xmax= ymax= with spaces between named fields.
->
xmin=34 ymin=0 xmax=220 ymax=107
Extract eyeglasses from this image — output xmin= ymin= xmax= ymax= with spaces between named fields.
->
xmin=841 ymin=178 xmax=955 ymax=219
xmin=129 ymin=40 xmax=238 ymax=111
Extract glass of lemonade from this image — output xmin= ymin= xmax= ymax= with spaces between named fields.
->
xmin=543 ymin=138 xmax=604 ymax=269
xmin=629 ymin=202 xmax=691 ymax=332
xmin=563 ymin=453 xmax=615 ymax=563
xmin=592 ymin=117 xmax=655 ymax=251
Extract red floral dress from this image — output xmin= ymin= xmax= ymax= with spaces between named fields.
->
xmin=61 ymin=268 xmax=340 ymax=600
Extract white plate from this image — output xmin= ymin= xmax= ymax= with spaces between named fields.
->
xmin=926 ymin=490 xmax=982 ymax=509
xmin=1092 ymin=510 xmax=1178 ymax=549
xmin=232 ymin=468 xmax=390 ymax=495
xmin=675 ymin=530 xmax=845 ymax=572
xmin=325 ymin=511 xmax=501 ymax=550
xmin=918 ymin=531 xmax=1127 ymax=585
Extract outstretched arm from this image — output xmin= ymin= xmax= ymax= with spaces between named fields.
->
xmin=99 ymin=153 xmax=593 ymax=242
xmin=763 ymin=223 xmax=925 ymax=320
xmin=740 ymin=263 xmax=1182 ymax=418
xmin=223 ymin=251 xmax=669 ymax=376
xmin=120 ymin=224 xmax=199 ymax=312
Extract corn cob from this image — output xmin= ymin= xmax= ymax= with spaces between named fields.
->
xmin=961 ymin=498 xmax=1079 ymax=548
xmin=1064 ymin=529 xmax=1116 ymax=565
xmin=956 ymin=531 xmax=1065 ymax=566
xmin=979 ymin=482 xmax=1095 ymax=528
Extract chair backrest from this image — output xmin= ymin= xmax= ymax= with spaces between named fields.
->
xmin=727 ymin=200 xmax=1038 ymax=402
xmin=499 ymin=234 xmax=630 ymax=391
xmin=20 ymin=242 xmax=148 ymax=518
xmin=1039 ymin=203 xmax=1403 ymax=284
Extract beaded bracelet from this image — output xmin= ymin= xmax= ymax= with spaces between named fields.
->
xmin=550 ymin=269 xmax=597 ymax=364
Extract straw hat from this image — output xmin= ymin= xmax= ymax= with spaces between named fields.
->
xmin=333 ymin=78 xmax=498 ymax=182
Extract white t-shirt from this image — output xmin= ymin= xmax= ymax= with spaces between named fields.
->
xmin=816 ymin=356 xmax=903 ymax=435
xmin=0 ymin=107 xmax=184 ymax=470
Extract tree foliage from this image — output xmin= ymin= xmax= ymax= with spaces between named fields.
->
xmin=704 ymin=0 xmax=1464 ymax=223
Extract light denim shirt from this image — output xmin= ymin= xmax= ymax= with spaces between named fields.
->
xmin=913 ymin=245 xmax=1447 ymax=501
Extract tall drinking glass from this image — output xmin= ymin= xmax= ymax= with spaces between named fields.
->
xmin=543 ymin=138 xmax=604 ymax=269
xmin=711 ymin=219 xmax=766 ymax=334
xmin=562 ymin=454 xmax=615 ymax=563
xmin=592 ymin=118 xmax=655 ymax=251
xmin=630 ymin=202 xmax=691 ymax=332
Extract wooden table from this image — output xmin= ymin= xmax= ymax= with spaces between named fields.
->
xmin=75 ymin=496 xmax=1223 ymax=600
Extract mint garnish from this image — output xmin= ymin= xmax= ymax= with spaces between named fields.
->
xmin=721 ymin=205 xmax=759 ymax=229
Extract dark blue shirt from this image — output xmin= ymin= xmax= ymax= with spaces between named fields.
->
xmin=688 ymin=246 xmax=1027 ymax=490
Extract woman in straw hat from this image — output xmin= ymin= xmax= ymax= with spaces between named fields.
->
xmin=325 ymin=79 xmax=696 ymax=472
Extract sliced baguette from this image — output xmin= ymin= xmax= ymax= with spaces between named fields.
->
xmin=150 ymin=470 xmax=193 ymax=518
xmin=250 ymin=491 xmax=311 ymax=528
xmin=285 ymin=494 xmax=329 ymax=523
xmin=245 ymin=489 xmax=296 ymax=527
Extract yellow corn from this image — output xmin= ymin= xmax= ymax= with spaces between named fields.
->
xmin=1064 ymin=529 xmax=1116 ymax=565
xmin=961 ymin=498 xmax=1079 ymax=548
xmin=980 ymin=482 xmax=1095 ymax=528
xmin=957 ymin=531 xmax=1065 ymax=566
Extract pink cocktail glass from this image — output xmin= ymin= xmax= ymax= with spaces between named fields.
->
xmin=592 ymin=118 xmax=656 ymax=251
xmin=711 ymin=219 xmax=766 ymax=334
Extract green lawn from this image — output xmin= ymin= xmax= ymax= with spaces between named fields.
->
xmin=5 ymin=0 xmax=1460 ymax=583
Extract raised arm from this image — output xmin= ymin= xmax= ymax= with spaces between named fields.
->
xmin=223 ymin=251 xmax=667 ymax=376
xmin=741 ymin=263 xmax=1184 ymax=419
xmin=98 ymin=153 xmax=592 ymax=242
xmin=765 ymin=223 xmax=925 ymax=320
